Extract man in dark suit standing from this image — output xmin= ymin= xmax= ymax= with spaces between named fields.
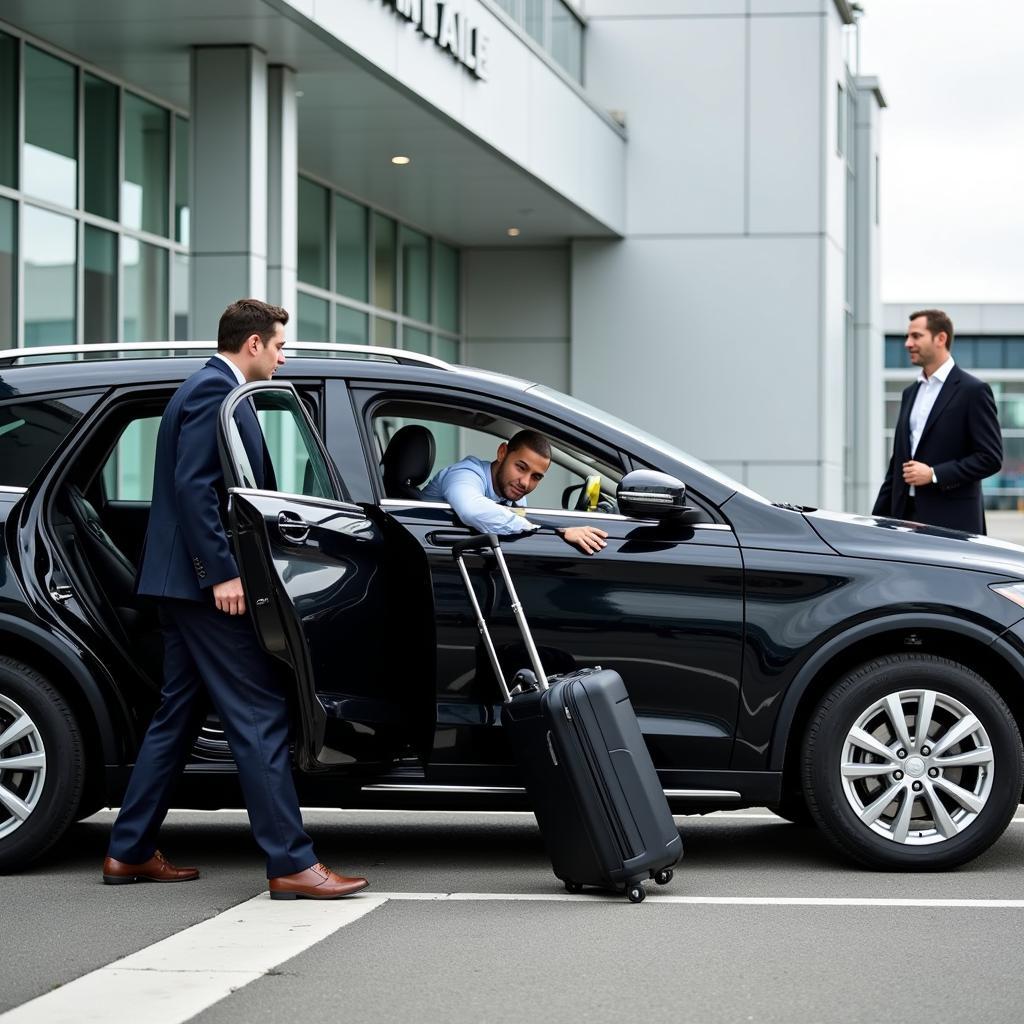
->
xmin=873 ymin=308 xmax=1002 ymax=534
xmin=103 ymin=299 xmax=368 ymax=900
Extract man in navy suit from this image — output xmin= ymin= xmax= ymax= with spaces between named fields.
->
xmin=873 ymin=308 xmax=1002 ymax=534
xmin=104 ymin=299 xmax=368 ymax=900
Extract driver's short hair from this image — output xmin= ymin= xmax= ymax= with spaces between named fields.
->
xmin=507 ymin=429 xmax=551 ymax=461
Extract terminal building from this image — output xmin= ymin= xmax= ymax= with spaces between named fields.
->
xmin=0 ymin=0 xmax=883 ymax=512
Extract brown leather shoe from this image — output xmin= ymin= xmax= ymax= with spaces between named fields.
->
xmin=269 ymin=863 xmax=369 ymax=900
xmin=102 ymin=850 xmax=200 ymax=885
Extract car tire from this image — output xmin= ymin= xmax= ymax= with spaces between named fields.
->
xmin=802 ymin=654 xmax=1023 ymax=870
xmin=0 ymin=657 xmax=85 ymax=872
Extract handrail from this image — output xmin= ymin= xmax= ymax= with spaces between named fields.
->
xmin=0 ymin=340 xmax=453 ymax=370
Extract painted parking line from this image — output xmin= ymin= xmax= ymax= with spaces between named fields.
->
xmin=4 ymin=884 xmax=1023 ymax=1024
xmin=0 ymin=894 xmax=387 ymax=1024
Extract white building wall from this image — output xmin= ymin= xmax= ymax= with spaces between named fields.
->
xmin=573 ymin=0 xmax=851 ymax=508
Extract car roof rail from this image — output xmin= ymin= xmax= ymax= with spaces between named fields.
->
xmin=0 ymin=340 xmax=454 ymax=370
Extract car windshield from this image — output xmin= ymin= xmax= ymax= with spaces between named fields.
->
xmin=529 ymin=384 xmax=767 ymax=502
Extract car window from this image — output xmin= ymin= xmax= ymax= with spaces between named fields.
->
xmin=0 ymin=393 xmax=100 ymax=487
xmin=101 ymin=415 xmax=161 ymax=500
xmin=255 ymin=392 xmax=335 ymax=498
xmin=371 ymin=399 xmax=623 ymax=512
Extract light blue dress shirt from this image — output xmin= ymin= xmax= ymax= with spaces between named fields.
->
xmin=420 ymin=456 xmax=539 ymax=535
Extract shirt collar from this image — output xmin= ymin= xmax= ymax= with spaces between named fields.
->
xmin=213 ymin=353 xmax=246 ymax=386
xmin=918 ymin=356 xmax=955 ymax=385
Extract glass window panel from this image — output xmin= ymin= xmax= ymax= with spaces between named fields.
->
xmin=0 ymin=33 xmax=17 ymax=189
xmin=83 ymin=226 xmax=117 ymax=344
xmin=1005 ymin=339 xmax=1024 ymax=370
xmin=524 ymin=0 xmax=545 ymax=43
xmin=434 ymin=242 xmax=459 ymax=332
xmin=123 ymin=92 xmax=169 ymax=236
xmin=122 ymin=236 xmax=168 ymax=342
xmin=975 ymin=338 xmax=1003 ymax=367
xmin=884 ymin=398 xmax=902 ymax=430
xmin=175 ymin=115 xmax=190 ymax=246
xmin=0 ymin=197 xmax=14 ymax=349
xmin=83 ymin=74 xmax=118 ymax=220
xmin=955 ymin=338 xmax=975 ymax=368
xmin=374 ymin=317 xmax=395 ymax=347
xmin=403 ymin=326 xmax=430 ymax=355
xmin=297 ymin=177 xmax=328 ymax=288
xmin=551 ymin=3 xmax=583 ymax=81
xmin=23 ymin=46 xmax=77 ymax=208
xmin=297 ymin=292 xmax=328 ymax=341
xmin=884 ymin=336 xmax=906 ymax=368
xmin=494 ymin=0 xmax=520 ymax=20
xmin=173 ymin=252 xmax=189 ymax=341
xmin=373 ymin=212 xmax=396 ymax=311
xmin=400 ymin=226 xmax=430 ymax=323
xmin=435 ymin=336 xmax=459 ymax=364
xmin=335 ymin=305 xmax=367 ymax=345
xmin=24 ymin=205 xmax=75 ymax=346
xmin=334 ymin=193 xmax=368 ymax=301
xmin=252 ymin=390 xmax=335 ymax=499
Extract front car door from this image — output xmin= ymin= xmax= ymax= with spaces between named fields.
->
xmin=218 ymin=382 xmax=434 ymax=772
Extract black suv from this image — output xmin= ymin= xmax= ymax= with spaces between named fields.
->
xmin=2 ymin=342 xmax=1024 ymax=873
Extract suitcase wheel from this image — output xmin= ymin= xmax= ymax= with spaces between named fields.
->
xmin=654 ymin=868 xmax=674 ymax=886
xmin=564 ymin=881 xmax=584 ymax=894
xmin=626 ymin=884 xmax=646 ymax=904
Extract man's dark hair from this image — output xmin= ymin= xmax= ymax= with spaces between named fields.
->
xmin=506 ymin=429 xmax=551 ymax=460
xmin=910 ymin=308 xmax=954 ymax=351
xmin=218 ymin=299 xmax=289 ymax=353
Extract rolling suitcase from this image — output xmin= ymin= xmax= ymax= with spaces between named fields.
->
xmin=453 ymin=533 xmax=683 ymax=903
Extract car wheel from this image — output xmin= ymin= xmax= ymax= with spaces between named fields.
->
xmin=802 ymin=654 xmax=1023 ymax=870
xmin=0 ymin=657 xmax=84 ymax=872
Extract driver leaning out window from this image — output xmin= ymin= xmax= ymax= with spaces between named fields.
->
xmin=420 ymin=429 xmax=608 ymax=555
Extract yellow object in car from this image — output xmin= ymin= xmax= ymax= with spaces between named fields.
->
xmin=584 ymin=474 xmax=602 ymax=511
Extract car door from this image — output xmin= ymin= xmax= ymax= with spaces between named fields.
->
xmin=353 ymin=384 xmax=744 ymax=785
xmin=218 ymin=382 xmax=435 ymax=772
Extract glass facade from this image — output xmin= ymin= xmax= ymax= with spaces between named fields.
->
xmin=885 ymin=334 xmax=1024 ymax=371
xmin=296 ymin=175 xmax=462 ymax=361
xmin=0 ymin=29 xmax=187 ymax=350
xmin=493 ymin=0 xmax=584 ymax=82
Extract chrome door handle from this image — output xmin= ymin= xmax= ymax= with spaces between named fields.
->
xmin=277 ymin=511 xmax=310 ymax=543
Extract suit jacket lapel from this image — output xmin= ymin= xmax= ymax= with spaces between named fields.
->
xmin=896 ymin=383 xmax=919 ymax=459
xmin=916 ymin=364 xmax=961 ymax=451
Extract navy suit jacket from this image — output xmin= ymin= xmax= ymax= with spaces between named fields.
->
xmin=136 ymin=358 xmax=268 ymax=602
xmin=872 ymin=363 xmax=1002 ymax=534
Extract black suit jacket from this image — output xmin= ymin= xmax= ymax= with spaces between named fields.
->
xmin=136 ymin=358 xmax=270 ymax=601
xmin=873 ymin=363 xmax=1002 ymax=534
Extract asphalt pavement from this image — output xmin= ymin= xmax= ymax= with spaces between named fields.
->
xmin=3 ymin=808 xmax=1024 ymax=1023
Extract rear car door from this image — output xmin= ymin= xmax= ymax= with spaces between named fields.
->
xmin=218 ymin=382 xmax=434 ymax=772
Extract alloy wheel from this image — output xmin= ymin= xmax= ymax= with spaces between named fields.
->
xmin=0 ymin=692 xmax=47 ymax=840
xmin=840 ymin=688 xmax=994 ymax=845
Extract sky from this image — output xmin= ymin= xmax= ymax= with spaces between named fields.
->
xmin=858 ymin=0 xmax=1024 ymax=303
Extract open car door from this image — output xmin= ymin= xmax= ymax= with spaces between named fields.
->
xmin=217 ymin=382 xmax=434 ymax=772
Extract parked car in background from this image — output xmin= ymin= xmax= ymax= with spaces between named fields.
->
xmin=1 ymin=342 xmax=1023 ymax=873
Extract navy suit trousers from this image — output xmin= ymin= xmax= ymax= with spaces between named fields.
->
xmin=107 ymin=600 xmax=316 ymax=878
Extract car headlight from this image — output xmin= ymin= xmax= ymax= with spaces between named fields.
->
xmin=990 ymin=582 xmax=1024 ymax=609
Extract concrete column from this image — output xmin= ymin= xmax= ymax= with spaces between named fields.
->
xmin=190 ymin=46 xmax=268 ymax=335
xmin=267 ymin=65 xmax=297 ymax=321
xmin=850 ymin=77 xmax=887 ymax=514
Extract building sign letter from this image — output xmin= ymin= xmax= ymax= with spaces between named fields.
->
xmin=377 ymin=0 xmax=490 ymax=80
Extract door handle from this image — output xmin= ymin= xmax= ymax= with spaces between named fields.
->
xmin=277 ymin=511 xmax=310 ymax=543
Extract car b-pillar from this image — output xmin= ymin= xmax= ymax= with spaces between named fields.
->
xmin=190 ymin=48 xmax=294 ymax=327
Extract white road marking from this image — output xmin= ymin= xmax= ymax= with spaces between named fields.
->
xmin=372 ymin=891 xmax=1024 ymax=908
xmin=0 ymin=893 xmax=387 ymax=1024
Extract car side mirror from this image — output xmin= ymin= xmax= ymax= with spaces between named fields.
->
xmin=617 ymin=470 xmax=688 ymax=521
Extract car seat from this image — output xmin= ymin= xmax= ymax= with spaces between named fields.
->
xmin=381 ymin=424 xmax=436 ymax=500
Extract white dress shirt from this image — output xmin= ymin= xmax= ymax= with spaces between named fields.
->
xmin=908 ymin=356 xmax=954 ymax=494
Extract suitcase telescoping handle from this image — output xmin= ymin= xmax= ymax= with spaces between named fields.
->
xmin=452 ymin=533 xmax=549 ymax=702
